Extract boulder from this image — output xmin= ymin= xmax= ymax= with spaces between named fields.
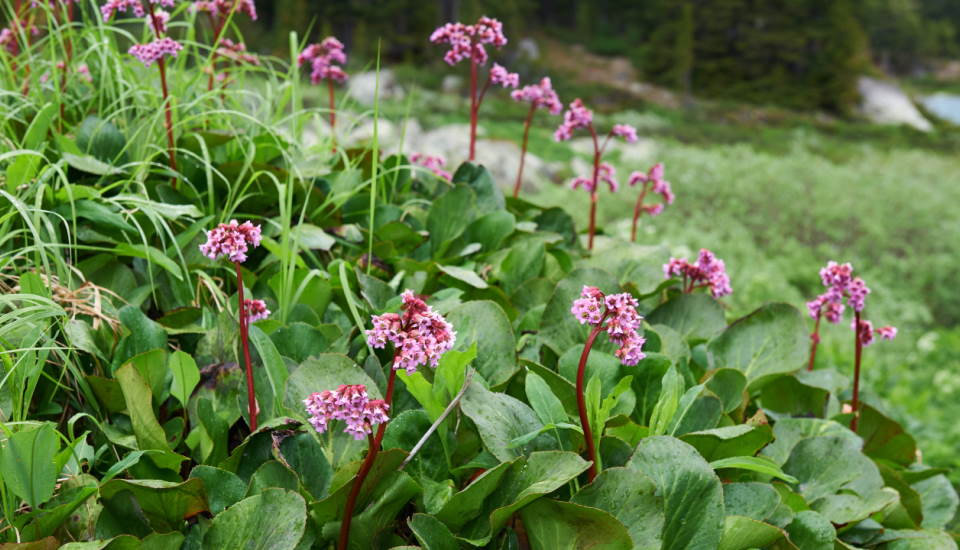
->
xmin=857 ymin=76 xmax=932 ymax=132
xmin=347 ymin=69 xmax=404 ymax=107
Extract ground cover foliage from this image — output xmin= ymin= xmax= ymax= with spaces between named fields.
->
xmin=0 ymin=2 xmax=957 ymax=549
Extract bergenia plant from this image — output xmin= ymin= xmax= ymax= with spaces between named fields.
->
xmin=510 ymin=76 xmax=562 ymax=197
xmin=554 ymin=99 xmax=639 ymax=250
xmin=102 ymin=0 xmax=182 ymax=187
xmin=194 ymin=0 xmax=258 ymax=90
xmin=571 ymin=286 xmax=645 ymax=481
xmin=806 ymin=261 xmax=895 ymax=431
xmin=629 ymin=163 xmax=674 ymax=242
xmin=199 ymin=219 xmax=264 ymax=431
xmin=663 ymin=248 xmax=733 ymax=298
xmin=430 ymin=17 xmax=515 ymax=161
xmin=318 ymin=290 xmax=455 ymax=550
xmin=298 ymin=37 xmax=348 ymax=130
xmin=410 ymin=152 xmax=452 ymax=180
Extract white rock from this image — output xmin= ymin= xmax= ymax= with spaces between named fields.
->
xmin=441 ymin=75 xmax=464 ymax=94
xmin=857 ymin=76 xmax=932 ymax=132
xmin=347 ymin=69 xmax=404 ymax=107
xmin=516 ymin=38 xmax=540 ymax=61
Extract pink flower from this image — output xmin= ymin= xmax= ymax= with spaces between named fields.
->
xmin=101 ymin=0 xmax=146 ymax=21
xmin=150 ymin=9 xmax=170 ymax=34
xmin=644 ymin=203 xmax=664 ymax=216
xmin=820 ymin=261 xmax=853 ymax=288
xmin=303 ymin=384 xmax=389 ymax=440
xmin=243 ymin=299 xmax=270 ymax=323
xmin=511 ymin=76 xmax=562 ymax=114
xmin=0 ymin=28 xmax=15 ymax=55
xmin=199 ymin=219 xmax=262 ymax=263
xmin=366 ymin=290 xmax=457 ymax=374
xmin=128 ymin=37 xmax=183 ymax=67
xmin=847 ymin=277 xmax=870 ymax=312
xmin=598 ymin=162 xmax=618 ymax=192
xmin=854 ymin=318 xmax=875 ymax=346
xmin=611 ymin=124 xmax=638 ymax=143
xmin=430 ymin=16 xmax=507 ymax=66
xmin=554 ymin=99 xmax=593 ymax=142
xmin=875 ymin=325 xmax=897 ymax=340
xmin=194 ymin=0 xmax=257 ymax=20
xmin=299 ymin=37 xmax=348 ymax=84
xmin=410 ymin=153 xmax=452 ymax=180
xmin=216 ymin=38 xmax=259 ymax=66
xmin=490 ymin=63 xmax=519 ymax=88
xmin=571 ymin=286 xmax=646 ymax=365
xmin=663 ymin=248 xmax=733 ymax=298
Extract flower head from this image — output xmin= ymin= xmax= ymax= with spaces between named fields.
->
xmin=511 ymin=76 xmax=562 ymax=114
xmin=490 ymin=63 xmax=519 ymax=88
xmin=430 ymin=16 xmax=507 ymax=66
xmin=194 ymin=0 xmax=257 ymax=20
xmin=847 ymin=277 xmax=870 ymax=312
xmin=875 ymin=325 xmax=897 ymax=340
xmin=216 ymin=38 xmax=259 ymax=66
xmin=663 ymin=248 xmax=732 ymax=298
xmin=366 ymin=290 xmax=457 ymax=374
xmin=298 ymin=37 xmax=348 ymax=84
xmin=611 ymin=124 xmax=638 ymax=143
xmin=571 ymin=286 xmax=645 ymax=365
xmin=128 ymin=37 xmax=183 ymax=67
xmin=244 ymin=299 xmax=270 ymax=323
xmin=807 ymin=261 xmax=872 ymax=324
xmin=303 ymin=384 xmax=389 ymax=440
xmin=554 ymin=99 xmax=593 ymax=142
xmin=410 ymin=153 xmax=452 ymax=180
xmin=101 ymin=0 xmax=146 ymax=21
xmin=199 ymin=219 xmax=262 ymax=263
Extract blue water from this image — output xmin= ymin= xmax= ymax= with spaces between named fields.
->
xmin=923 ymin=93 xmax=960 ymax=125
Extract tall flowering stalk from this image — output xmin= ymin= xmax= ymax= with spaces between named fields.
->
xmin=571 ymin=286 xmax=645 ymax=481
xmin=318 ymin=291 xmax=456 ymax=550
xmin=555 ymin=99 xmax=638 ymax=250
xmin=663 ymin=248 xmax=733 ymax=298
xmin=629 ymin=163 xmax=674 ymax=242
xmin=805 ymin=261 xmax=895 ymax=431
xmin=510 ymin=77 xmax=562 ymax=197
xmin=194 ymin=0 xmax=257 ymax=91
xmin=298 ymin=37 xmax=348 ymax=130
xmin=199 ymin=220 xmax=263 ymax=430
xmin=430 ymin=17 xmax=515 ymax=161
xmin=103 ymin=0 xmax=183 ymax=187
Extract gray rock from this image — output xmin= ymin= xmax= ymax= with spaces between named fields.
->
xmin=516 ymin=38 xmax=540 ymax=61
xmin=857 ymin=76 xmax=932 ymax=132
xmin=441 ymin=75 xmax=464 ymax=95
xmin=347 ymin=69 xmax=404 ymax=107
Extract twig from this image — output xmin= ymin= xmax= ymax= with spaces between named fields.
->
xmin=399 ymin=369 xmax=474 ymax=470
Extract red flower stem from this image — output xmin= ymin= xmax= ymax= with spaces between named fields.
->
xmin=807 ymin=312 xmax=822 ymax=371
xmin=850 ymin=311 xmax=863 ymax=432
xmin=206 ymin=12 xmax=224 ymax=92
xmin=468 ymin=55 xmax=478 ymax=161
xmin=587 ymin=125 xmax=601 ymax=251
xmin=339 ymin=364 xmax=398 ymax=550
xmin=147 ymin=3 xmax=178 ymax=188
xmin=16 ymin=2 xmax=32 ymax=96
xmin=630 ymin=181 xmax=650 ymax=242
xmin=513 ymin=103 xmax=536 ymax=198
xmin=576 ymin=318 xmax=607 ymax=482
xmin=328 ymin=78 xmax=336 ymax=129
xmin=235 ymin=261 xmax=257 ymax=432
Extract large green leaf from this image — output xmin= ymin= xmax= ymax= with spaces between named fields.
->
xmin=627 ymin=436 xmax=725 ymax=550
xmin=572 ymin=467 xmax=663 ymax=550
xmin=113 ymin=306 xmax=167 ymax=369
xmin=857 ymin=403 xmax=917 ymax=466
xmin=428 ymin=185 xmax=476 ymax=257
xmin=681 ymin=425 xmax=773 ymax=461
xmin=707 ymin=303 xmax=807 ymax=388
xmin=914 ymin=472 xmax=959 ymax=529
xmin=434 ymin=460 xmax=514 ymax=532
xmin=408 ymin=514 xmax=460 ymax=550
xmin=168 ymin=351 xmax=199 ymax=409
xmin=189 ymin=466 xmax=245 ymax=515
xmin=0 ymin=423 xmax=59 ymax=508
xmin=519 ymin=499 xmax=633 ymax=550
xmin=646 ymin=294 xmax=727 ymax=343
xmin=201 ymin=488 xmax=306 ymax=550
xmin=456 ymin=451 xmax=591 ymax=545
xmin=463 ymin=210 xmax=515 ymax=252
xmin=460 ymin=382 xmax=550 ymax=462
xmin=782 ymin=510 xmax=835 ymax=550
xmin=445 ymin=301 xmax=517 ymax=387
xmin=497 ymin=238 xmax=545 ymax=294
xmin=100 ymin=478 xmax=207 ymax=533
xmin=114 ymin=363 xmax=182 ymax=471
xmin=718 ymin=516 xmax=785 ymax=550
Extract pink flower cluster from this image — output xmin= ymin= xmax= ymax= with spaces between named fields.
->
xmin=216 ymin=38 xmax=259 ymax=66
xmin=611 ymin=124 xmax=639 ymax=143
xmin=511 ymin=77 xmax=562 ymax=114
xmin=298 ymin=37 xmax=347 ymax=84
xmin=128 ymin=37 xmax=183 ymax=67
xmin=366 ymin=290 xmax=457 ymax=374
xmin=150 ymin=9 xmax=170 ymax=34
xmin=806 ymin=261 xmax=870 ymax=322
xmin=629 ymin=163 xmax=674 ymax=216
xmin=303 ymin=384 xmax=389 ymax=440
xmin=430 ymin=16 xmax=507 ymax=66
xmin=243 ymin=299 xmax=270 ymax=323
xmin=854 ymin=319 xmax=897 ymax=346
xmin=0 ymin=28 xmax=14 ymax=55
xmin=554 ymin=99 xmax=593 ymax=142
xmin=199 ymin=219 xmax=262 ymax=263
xmin=194 ymin=0 xmax=257 ymax=20
xmin=490 ymin=63 xmax=519 ymax=88
xmin=571 ymin=286 xmax=646 ymax=365
xmin=410 ymin=153 xmax=452 ymax=180
xmin=101 ymin=0 xmax=174 ymax=21
xmin=664 ymin=248 xmax=733 ymax=298
xmin=572 ymin=163 xmax=618 ymax=193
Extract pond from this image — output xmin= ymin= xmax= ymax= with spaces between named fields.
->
xmin=923 ymin=92 xmax=960 ymax=124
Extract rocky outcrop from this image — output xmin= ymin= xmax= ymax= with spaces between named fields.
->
xmin=857 ymin=77 xmax=932 ymax=132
